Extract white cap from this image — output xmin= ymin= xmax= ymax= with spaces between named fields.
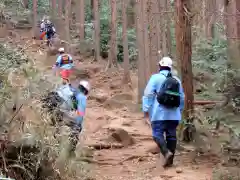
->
xmin=79 ymin=80 xmax=90 ymax=91
xmin=58 ymin=47 xmax=64 ymax=52
xmin=159 ymin=56 xmax=173 ymax=68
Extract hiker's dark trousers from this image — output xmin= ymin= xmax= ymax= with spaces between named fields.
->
xmin=69 ymin=123 xmax=82 ymax=152
xmin=151 ymin=120 xmax=179 ymax=157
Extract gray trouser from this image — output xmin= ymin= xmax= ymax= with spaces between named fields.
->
xmin=69 ymin=122 xmax=82 ymax=152
xmin=54 ymin=119 xmax=82 ymax=153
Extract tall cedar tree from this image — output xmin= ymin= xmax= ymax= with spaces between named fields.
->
xmin=122 ymin=0 xmax=131 ymax=84
xmin=175 ymin=0 xmax=194 ymax=119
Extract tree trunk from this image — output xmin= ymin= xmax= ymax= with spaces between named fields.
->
xmin=136 ymin=0 xmax=147 ymax=103
xmin=225 ymin=0 xmax=240 ymax=69
xmin=22 ymin=0 xmax=29 ymax=8
xmin=93 ymin=0 xmax=100 ymax=61
xmin=51 ymin=0 xmax=57 ymax=26
xmin=127 ymin=0 xmax=136 ymax=28
xmin=32 ymin=0 xmax=37 ymax=39
xmin=65 ymin=0 xmax=71 ymax=52
xmin=191 ymin=0 xmax=203 ymax=40
xmin=160 ymin=0 xmax=172 ymax=56
xmin=91 ymin=0 xmax=94 ymax=19
xmin=79 ymin=0 xmax=85 ymax=40
xmin=106 ymin=0 xmax=118 ymax=70
xmin=204 ymin=0 xmax=216 ymax=39
xmin=165 ymin=0 xmax=172 ymax=56
xmin=51 ymin=0 xmax=57 ymax=18
xmin=142 ymin=0 xmax=151 ymax=79
xmin=158 ymin=0 xmax=167 ymax=56
xmin=148 ymin=0 xmax=159 ymax=74
xmin=58 ymin=0 xmax=63 ymax=16
xmin=175 ymin=0 xmax=194 ymax=120
xmin=122 ymin=0 xmax=131 ymax=84
xmin=156 ymin=0 xmax=162 ymax=57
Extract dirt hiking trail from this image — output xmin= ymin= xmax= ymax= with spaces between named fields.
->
xmin=11 ymin=29 xmax=217 ymax=180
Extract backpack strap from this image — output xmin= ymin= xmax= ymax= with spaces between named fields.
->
xmin=160 ymin=71 xmax=172 ymax=78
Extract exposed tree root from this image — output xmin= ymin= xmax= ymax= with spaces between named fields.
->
xmin=79 ymin=157 xmax=117 ymax=165
xmin=193 ymin=100 xmax=224 ymax=105
xmin=87 ymin=143 xmax=123 ymax=150
xmin=119 ymin=154 xmax=151 ymax=164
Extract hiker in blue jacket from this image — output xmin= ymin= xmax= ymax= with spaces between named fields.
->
xmin=142 ymin=56 xmax=185 ymax=167
xmin=55 ymin=80 xmax=90 ymax=156
xmin=69 ymin=80 xmax=90 ymax=153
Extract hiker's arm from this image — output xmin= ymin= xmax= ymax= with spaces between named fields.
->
xmin=55 ymin=56 xmax=62 ymax=67
xmin=142 ymin=75 xmax=156 ymax=114
xmin=75 ymin=97 xmax=87 ymax=125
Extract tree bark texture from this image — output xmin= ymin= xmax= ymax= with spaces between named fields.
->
xmin=107 ymin=0 xmax=118 ymax=69
xmin=32 ymin=0 xmax=37 ymax=38
xmin=93 ymin=0 xmax=100 ymax=61
xmin=51 ymin=0 xmax=57 ymax=18
xmin=22 ymin=0 xmax=29 ymax=8
xmin=224 ymin=0 xmax=240 ymax=69
xmin=58 ymin=0 xmax=63 ymax=16
xmin=142 ymin=0 xmax=151 ymax=79
xmin=122 ymin=0 xmax=131 ymax=84
xmin=148 ymin=0 xmax=159 ymax=74
xmin=136 ymin=0 xmax=147 ymax=102
xmin=79 ymin=0 xmax=85 ymax=40
xmin=65 ymin=0 xmax=71 ymax=52
xmin=175 ymin=0 xmax=194 ymax=119
xmin=204 ymin=0 xmax=216 ymax=39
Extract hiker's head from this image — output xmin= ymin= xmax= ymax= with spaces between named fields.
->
xmin=78 ymin=80 xmax=90 ymax=96
xmin=58 ymin=47 xmax=65 ymax=54
xmin=159 ymin=56 xmax=172 ymax=71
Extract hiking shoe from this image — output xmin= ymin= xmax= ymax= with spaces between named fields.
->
xmin=163 ymin=151 xmax=173 ymax=168
xmin=166 ymin=155 xmax=174 ymax=167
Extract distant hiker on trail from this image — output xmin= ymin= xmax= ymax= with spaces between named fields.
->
xmin=142 ymin=57 xmax=185 ymax=168
xmin=45 ymin=20 xmax=56 ymax=45
xmin=39 ymin=18 xmax=56 ymax=45
xmin=53 ymin=47 xmax=74 ymax=85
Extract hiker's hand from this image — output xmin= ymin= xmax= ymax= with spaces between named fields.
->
xmin=143 ymin=112 xmax=151 ymax=127
xmin=144 ymin=112 xmax=149 ymax=118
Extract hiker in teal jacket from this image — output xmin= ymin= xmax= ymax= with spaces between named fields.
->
xmin=142 ymin=56 xmax=185 ymax=167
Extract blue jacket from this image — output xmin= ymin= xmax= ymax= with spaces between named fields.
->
xmin=70 ymin=87 xmax=87 ymax=125
xmin=142 ymin=70 xmax=185 ymax=121
xmin=75 ymin=92 xmax=87 ymax=125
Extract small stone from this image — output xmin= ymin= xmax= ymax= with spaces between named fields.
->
xmin=176 ymin=168 xmax=183 ymax=173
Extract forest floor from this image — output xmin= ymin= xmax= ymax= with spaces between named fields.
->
xmin=2 ymin=28 xmax=221 ymax=180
